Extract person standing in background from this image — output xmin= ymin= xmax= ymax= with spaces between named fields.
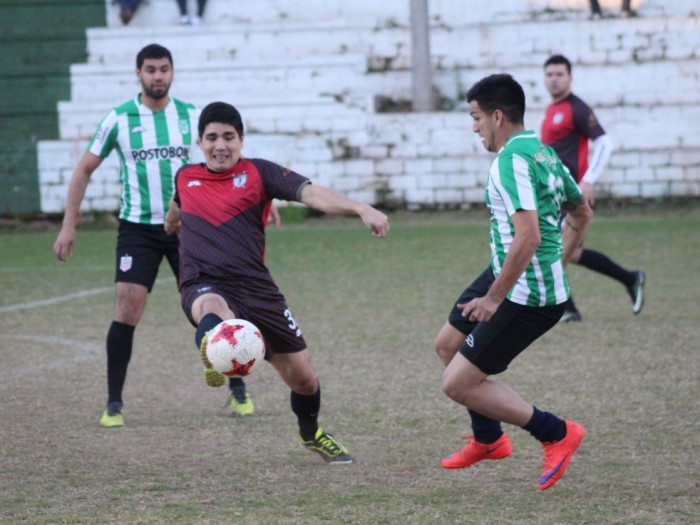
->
xmin=114 ymin=0 xmax=143 ymax=24
xmin=589 ymin=0 xmax=633 ymax=19
xmin=541 ymin=54 xmax=645 ymax=322
xmin=176 ymin=0 xmax=208 ymax=25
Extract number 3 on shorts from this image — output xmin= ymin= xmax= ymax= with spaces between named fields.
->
xmin=284 ymin=309 xmax=303 ymax=337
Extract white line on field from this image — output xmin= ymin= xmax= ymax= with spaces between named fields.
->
xmin=0 ymin=335 xmax=102 ymax=378
xmin=0 ymin=286 xmax=113 ymax=314
xmin=0 ymin=277 xmax=176 ymax=315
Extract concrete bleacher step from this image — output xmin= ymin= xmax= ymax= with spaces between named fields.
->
xmin=85 ymin=21 xmax=360 ymax=65
xmin=106 ymin=0 xmax=540 ymax=29
xmin=104 ymin=0 xmax=699 ymax=29
xmin=75 ymin=14 xmax=700 ymax=116
xmin=67 ymin=53 xmax=367 ymax=102
xmin=88 ymin=11 xmax=700 ymax=72
xmin=57 ymin=96 xmax=370 ymax=140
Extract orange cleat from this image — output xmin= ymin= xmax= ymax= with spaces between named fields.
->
xmin=538 ymin=420 xmax=585 ymax=490
xmin=441 ymin=432 xmax=512 ymax=469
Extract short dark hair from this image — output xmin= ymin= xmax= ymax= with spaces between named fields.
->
xmin=198 ymin=102 xmax=245 ymax=138
xmin=544 ymin=54 xmax=572 ymax=74
xmin=466 ymin=74 xmax=525 ymax=125
xmin=136 ymin=43 xmax=173 ymax=69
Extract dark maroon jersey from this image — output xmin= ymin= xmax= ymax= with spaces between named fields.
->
xmin=174 ymin=158 xmax=309 ymax=286
xmin=541 ymin=93 xmax=605 ymax=182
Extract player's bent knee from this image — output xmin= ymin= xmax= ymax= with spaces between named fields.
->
xmin=442 ymin=370 xmax=477 ymax=406
xmin=191 ymin=293 xmax=233 ymax=323
xmin=434 ymin=342 xmax=457 ymax=367
xmin=114 ymin=284 xmax=148 ymax=324
xmin=287 ymin=363 xmax=318 ymax=394
xmin=441 ymin=375 xmax=461 ymax=402
xmin=289 ymin=374 xmax=318 ymax=395
xmin=434 ymin=324 xmax=466 ymax=366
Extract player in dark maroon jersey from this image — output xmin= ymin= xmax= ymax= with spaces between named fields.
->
xmin=165 ymin=101 xmax=389 ymax=463
xmin=542 ymin=54 xmax=645 ymax=322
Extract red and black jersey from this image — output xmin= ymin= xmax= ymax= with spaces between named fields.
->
xmin=541 ymin=93 xmax=605 ymax=182
xmin=174 ymin=158 xmax=309 ymax=287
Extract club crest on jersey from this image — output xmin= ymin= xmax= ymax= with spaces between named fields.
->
xmin=119 ymin=255 xmax=133 ymax=272
xmin=233 ymin=172 xmax=248 ymax=188
xmin=553 ymin=112 xmax=564 ymax=125
xmin=178 ymin=119 xmax=190 ymax=135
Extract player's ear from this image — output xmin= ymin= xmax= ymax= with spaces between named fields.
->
xmin=493 ymin=109 xmax=503 ymax=126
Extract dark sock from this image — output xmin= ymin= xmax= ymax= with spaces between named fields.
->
xmin=229 ymin=377 xmax=247 ymax=402
xmin=522 ymin=407 xmax=566 ymax=443
xmin=468 ymin=409 xmax=503 ymax=444
xmin=195 ymin=313 xmax=223 ymax=349
xmin=578 ymin=248 xmax=636 ymax=287
xmin=106 ymin=321 xmax=135 ymax=405
xmin=291 ymin=387 xmax=321 ymax=441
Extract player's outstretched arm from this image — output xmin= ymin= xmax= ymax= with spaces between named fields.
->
xmin=299 ymin=184 xmax=389 ymax=238
xmin=53 ymin=152 xmax=103 ymax=262
xmin=164 ymin=198 xmax=182 ymax=235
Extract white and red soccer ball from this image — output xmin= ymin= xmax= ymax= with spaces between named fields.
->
xmin=205 ymin=319 xmax=266 ymax=377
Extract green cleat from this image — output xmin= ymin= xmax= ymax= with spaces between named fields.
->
xmin=300 ymin=428 xmax=354 ymax=464
xmin=229 ymin=392 xmax=255 ymax=416
xmin=200 ymin=333 xmax=225 ymax=387
xmin=100 ymin=401 xmax=124 ymax=428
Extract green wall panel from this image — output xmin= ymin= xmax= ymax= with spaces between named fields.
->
xmin=0 ymin=0 xmax=105 ymax=216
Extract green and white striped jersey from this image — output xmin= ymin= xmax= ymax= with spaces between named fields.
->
xmin=88 ymin=94 xmax=198 ymax=224
xmin=485 ymin=130 xmax=582 ymax=306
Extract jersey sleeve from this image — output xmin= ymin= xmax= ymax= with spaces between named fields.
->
xmin=571 ymin=96 xmax=605 ymax=141
xmin=253 ymin=159 xmax=311 ymax=202
xmin=86 ymin=109 xmax=119 ymax=158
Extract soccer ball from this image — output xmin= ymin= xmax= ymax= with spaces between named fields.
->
xmin=205 ymin=319 xmax=266 ymax=377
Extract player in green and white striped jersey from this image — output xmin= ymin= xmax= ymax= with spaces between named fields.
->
xmin=87 ymin=92 xmax=196 ymax=225
xmin=435 ymin=74 xmax=593 ymax=490
xmin=485 ymin=129 xmax=578 ymax=307
xmin=53 ymin=44 xmax=255 ymax=427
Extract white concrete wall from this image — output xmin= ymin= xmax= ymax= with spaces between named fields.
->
xmin=38 ymin=0 xmax=700 ymax=213
xmin=102 ymin=0 xmax=699 ymax=28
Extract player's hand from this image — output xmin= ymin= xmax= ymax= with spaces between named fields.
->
xmin=164 ymin=216 xmax=180 ymax=235
xmin=360 ymin=206 xmax=389 ymax=238
xmin=164 ymin=205 xmax=181 ymax=235
xmin=53 ymin=227 xmax=76 ymax=262
xmin=457 ymin=295 xmax=499 ymax=323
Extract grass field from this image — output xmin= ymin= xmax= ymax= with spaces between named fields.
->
xmin=1 ymin=204 xmax=698 ymax=524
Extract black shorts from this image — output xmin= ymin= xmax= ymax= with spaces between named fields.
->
xmin=180 ymin=276 xmax=307 ymax=357
xmin=115 ymin=220 xmax=180 ymax=292
xmin=448 ymin=267 xmax=565 ymax=375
